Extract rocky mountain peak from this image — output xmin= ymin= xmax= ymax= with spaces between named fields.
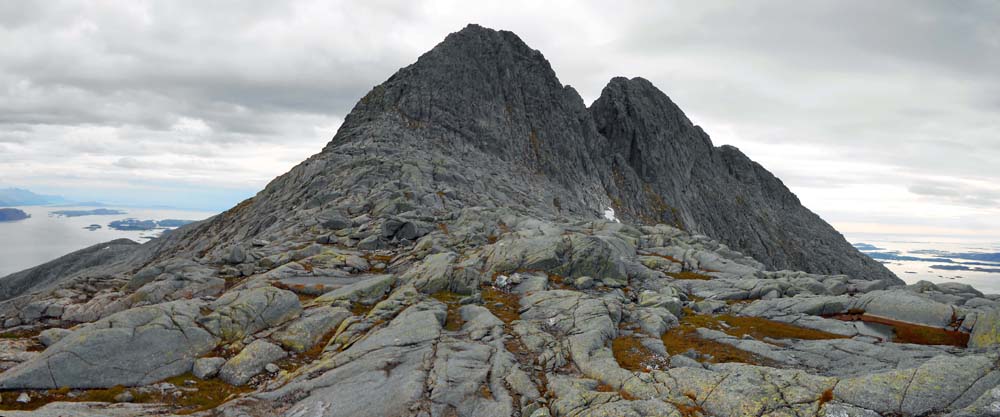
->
xmin=3 ymin=24 xmax=999 ymax=417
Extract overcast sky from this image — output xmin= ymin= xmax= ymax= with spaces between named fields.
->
xmin=2 ymin=1 xmax=998 ymax=238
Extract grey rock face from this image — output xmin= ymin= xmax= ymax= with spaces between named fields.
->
xmin=272 ymin=306 xmax=351 ymax=352
xmin=193 ymin=357 xmax=227 ymax=380
xmin=198 ymin=286 xmax=302 ymax=342
xmin=590 ymin=77 xmax=897 ymax=283
xmin=218 ymin=339 xmax=287 ymax=386
xmin=0 ymin=300 xmax=217 ymax=389
xmin=123 ymin=23 xmax=890 ymax=287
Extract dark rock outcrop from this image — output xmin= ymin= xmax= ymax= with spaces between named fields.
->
xmin=140 ymin=24 xmax=894 ymax=284
xmin=592 ymin=77 xmax=896 ymax=281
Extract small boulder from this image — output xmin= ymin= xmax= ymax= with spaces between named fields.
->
xmin=193 ymin=357 xmax=227 ymax=380
xmin=38 ymin=328 xmax=72 ymax=347
xmin=969 ymin=309 xmax=1000 ymax=349
xmin=219 ymin=340 xmax=287 ymax=386
xmin=272 ymin=307 xmax=351 ymax=352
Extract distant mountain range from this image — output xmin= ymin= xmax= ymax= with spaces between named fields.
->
xmin=0 ymin=188 xmax=67 ymax=206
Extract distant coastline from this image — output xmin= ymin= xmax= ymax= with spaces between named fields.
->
xmin=51 ymin=208 xmax=127 ymax=217
xmin=0 ymin=208 xmax=30 ymax=222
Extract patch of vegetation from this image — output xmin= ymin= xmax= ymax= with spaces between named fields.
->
xmin=0 ymin=373 xmax=251 ymax=414
xmin=430 ymin=291 xmax=465 ymax=331
xmin=611 ymin=335 xmax=668 ymax=372
xmin=666 ymin=271 xmax=713 ymax=280
xmin=661 ymin=309 xmax=846 ymax=365
xmin=481 ymin=285 xmax=521 ymax=326
xmin=350 ymin=302 xmax=376 ymax=317
xmin=828 ymin=313 xmax=969 ymax=347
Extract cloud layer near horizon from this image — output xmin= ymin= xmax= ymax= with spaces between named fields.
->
xmin=1 ymin=1 xmax=998 ymax=236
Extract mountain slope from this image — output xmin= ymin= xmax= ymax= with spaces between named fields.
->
xmin=592 ymin=77 xmax=896 ymax=281
xmin=137 ymin=24 xmax=895 ymax=283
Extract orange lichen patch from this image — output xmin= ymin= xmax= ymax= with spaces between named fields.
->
xmin=479 ymin=384 xmax=494 ymax=399
xmin=669 ymin=392 xmax=707 ymax=417
xmin=828 ymin=313 xmax=969 ymax=347
xmin=662 ymin=310 xmax=765 ymax=366
xmin=0 ymin=329 xmax=41 ymax=339
xmin=662 ymin=310 xmax=845 ymax=366
xmin=350 ymin=302 xmax=376 ymax=317
xmin=611 ymin=335 xmax=669 ymax=372
xmin=662 ymin=325 xmax=767 ymax=365
xmin=646 ymin=252 xmax=682 ymax=264
xmin=619 ymin=389 xmax=638 ymax=401
xmin=819 ymin=387 xmax=834 ymax=406
xmin=529 ymin=129 xmax=542 ymax=160
xmin=368 ymin=254 xmax=394 ymax=263
xmin=547 ymin=274 xmax=572 ymax=290
xmin=0 ymin=374 xmax=251 ymax=414
xmin=594 ymin=383 xmax=616 ymax=393
xmin=481 ymin=285 xmax=521 ymax=326
xmin=672 ymin=402 xmax=706 ymax=417
xmin=431 ymin=291 xmax=466 ymax=331
xmin=270 ymin=282 xmax=321 ymax=303
xmin=683 ymin=311 xmax=847 ymax=341
xmin=274 ymin=327 xmax=341 ymax=376
xmin=666 ymin=271 xmax=713 ymax=281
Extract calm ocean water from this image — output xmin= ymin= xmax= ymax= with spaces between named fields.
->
xmin=846 ymin=232 xmax=1000 ymax=295
xmin=0 ymin=206 xmax=216 ymax=277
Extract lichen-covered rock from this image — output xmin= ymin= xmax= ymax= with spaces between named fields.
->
xmin=0 ymin=300 xmax=217 ymax=389
xmin=312 ymin=274 xmax=395 ymax=306
xmin=198 ymin=286 xmax=302 ymax=342
xmin=272 ymin=306 xmax=351 ymax=352
xmin=219 ymin=339 xmax=287 ymax=386
xmin=970 ymin=309 xmax=1000 ymax=348
xmin=193 ymin=357 xmax=227 ymax=380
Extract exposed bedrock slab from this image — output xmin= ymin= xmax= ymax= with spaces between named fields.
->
xmin=0 ymin=300 xmax=217 ymax=389
xmin=198 ymin=286 xmax=302 ymax=342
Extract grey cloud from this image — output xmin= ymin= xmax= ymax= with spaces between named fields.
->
xmin=909 ymin=182 xmax=1000 ymax=208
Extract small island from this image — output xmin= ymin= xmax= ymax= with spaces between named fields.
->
xmin=51 ymin=208 xmax=127 ymax=217
xmin=0 ymin=208 xmax=30 ymax=222
xmin=108 ymin=218 xmax=195 ymax=231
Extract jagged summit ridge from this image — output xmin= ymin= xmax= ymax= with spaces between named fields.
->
xmin=590 ymin=76 xmax=895 ymax=280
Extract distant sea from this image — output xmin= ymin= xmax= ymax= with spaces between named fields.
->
xmin=0 ymin=206 xmax=216 ymax=277
xmin=847 ymin=233 xmax=1000 ymax=295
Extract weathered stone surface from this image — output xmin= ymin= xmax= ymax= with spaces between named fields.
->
xmin=259 ymin=302 xmax=445 ymax=417
xmin=0 ymin=300 xmax=217 ymax=389
xmin=219 ymin=340 xmax=287 ymax=386
xmin=312 ymin=274 xmax=395 ymax=306
xmin=970 ymin=309 xmax=1000 ymax=348
xmin=272 ymin=306 xmax=351 ymax=352
xmin=851 ymin=290 xmax=956 ymax=328
xmin=38 ymin=327 xmax=71 ymax=347
xmin=193 ymin=357 xmax=227 ymax=380
xmin=198 ymin=286 xmax=302 ymax=342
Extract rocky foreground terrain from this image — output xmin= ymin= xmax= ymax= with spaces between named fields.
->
xmin=1 ymin=25 xmax=999 ymax=417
